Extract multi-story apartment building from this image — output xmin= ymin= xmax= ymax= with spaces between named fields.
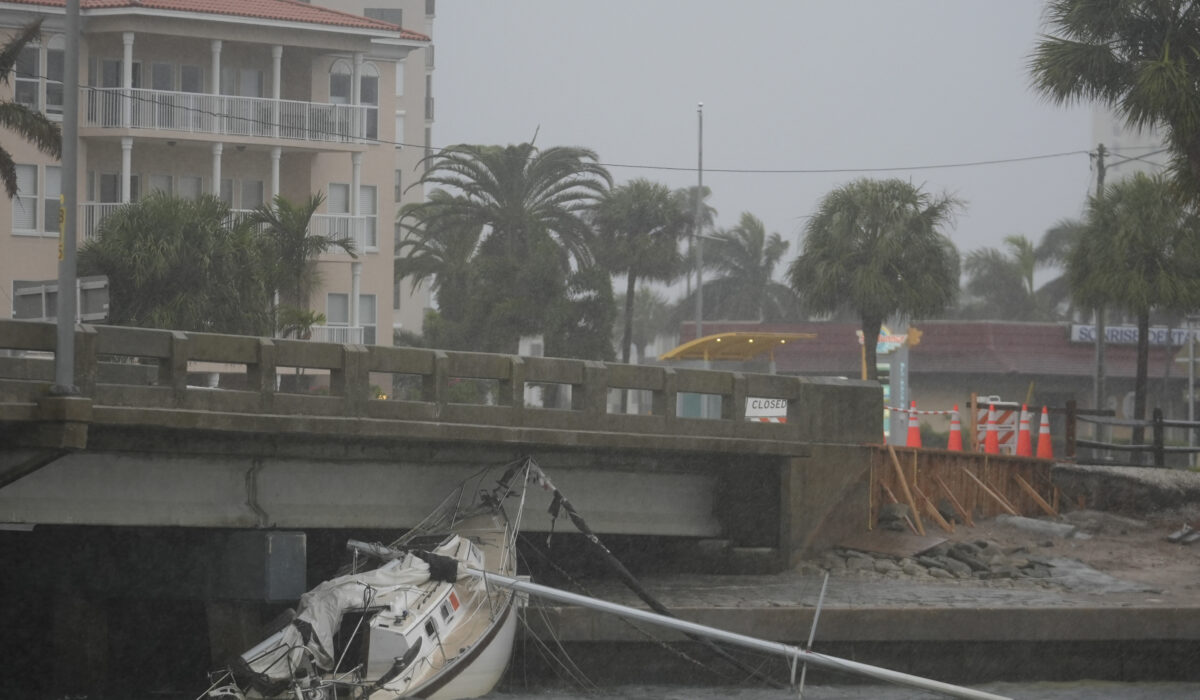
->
xmin=1 ymin=0 xmax=432 ymax=345
xmin=308 ymin=0 xmax=436 ymax=340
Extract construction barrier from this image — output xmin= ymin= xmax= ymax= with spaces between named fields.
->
xmin=869 ymin=445 xmax=1058 ymax=533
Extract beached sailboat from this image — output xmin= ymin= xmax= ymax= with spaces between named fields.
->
xmin=204 ymin=457 xmax=1010 ymax=700
xmin=204 ymin=459 xmax=535 ymax=700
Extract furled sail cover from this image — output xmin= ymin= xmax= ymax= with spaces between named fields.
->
xmin=241 ymin=537 xmax=463 ymax=684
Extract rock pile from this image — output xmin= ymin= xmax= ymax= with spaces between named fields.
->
xmin=820 ymin=539 xmax=1058 ymax=583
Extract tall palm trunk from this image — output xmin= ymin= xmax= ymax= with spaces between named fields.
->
xmin=621 ymin=274 xmax=637 ymax=365
xmin=862 ymin=316 xmax=883 ymax=382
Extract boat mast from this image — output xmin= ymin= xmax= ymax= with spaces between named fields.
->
xmin=468 ymin=569 xmax=1011 ymax=700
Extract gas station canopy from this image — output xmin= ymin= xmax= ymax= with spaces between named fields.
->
xmin=658 ymin=332 xmax=817 ymax=362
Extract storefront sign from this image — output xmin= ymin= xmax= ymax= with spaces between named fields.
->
xmin=1070 ymin=324 xmax=1198 ymax=346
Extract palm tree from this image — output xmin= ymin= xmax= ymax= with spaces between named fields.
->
xmin=410 ymin=142 xmax=610 ymax=268
xmin=1035 ymin=218 xmax=1086 ymax=318
xmin=960 ymin=235 xmax=1041 ymax=320
xmin=395 ymin=191 xmax=482 ymax=322
xmin=788 ymin=178 xmax=961 ymax=381
xmin=0 ymin=19 xmax=62 ymax=198
xmin=695 ymin=212 xmax=802 ymax=322
xmin=672 ymin=185 xmax=717 ymax=296
xmin=249 ymin=193 xmax=356 ymax=330
xmin=1029 ymin=1 xmax=1200 ymax=194
xmin=614 ymin=286 xmax=675 ymax=363
xmin=78 ymin=193 xmax=271 ymax=334
xmin=1069 ymin=172 xmax=1200 ymax=448
xmin=591 ymin=179 xmax=688 ymax=364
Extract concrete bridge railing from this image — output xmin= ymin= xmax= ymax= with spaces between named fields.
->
xmin=0 ymin=320 xmax=882 ymax=453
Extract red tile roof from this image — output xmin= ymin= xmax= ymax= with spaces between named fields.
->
xmin=678 ymin=320 xmax=1184 ymax=379
xmin=7 ymin=0 xmax=430 ymax=40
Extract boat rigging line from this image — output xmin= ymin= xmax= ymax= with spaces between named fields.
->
xmin=468 ymin=569 xmax=1012 ymax=700
xmin=531 ymin=465 xmax=785 ymax=689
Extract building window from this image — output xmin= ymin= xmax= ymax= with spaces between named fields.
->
xmin=15 ymin=45 xmax=39 ymax=110
xmin=360 ymin=185 xmax=378 ymax=250
xmin=426 ymin=0 xmax=436 ymax=16
xmin=360 ymin=294 xmax=377 ymax=345
xmin=13 ymin=165 xmax=38 ymax=232
xmin=11 ymin=164 xmax=61 ymax=236
xmin=395 ymin=113 xmax=405 ymax=148
xmin=424 ymin=127 xmax=433 ymax=172
xmin=241 ymin=180 xmax=265 ymax=209
xmin=178 ymin=175 xmax=203 ymax=200
xmin=181 ymin=65 xmax=204 ymax=93
xmin=361 ymin=64 xmax=379 ymax=140
xmin=394 ymin=59 xmax=405 ymax=96
xmin=220 ymin=178 xmax=234 ymax=206
xmin=394 ymin=170 xmax=403 ymax=202
xmin=46 ymin=39 xmax=64 ymax=116
xmin=148 ymin=174 xmax=173 ymax=195
xmin=329 ymin=61 xmax=352 ymax=104
xmin=364 ymin=8 xmax=403 ymax=25
xmin=42 ymin=166 xmax=61 ymax=235
xmin=327 ymin=293 xmax=377 ymax=344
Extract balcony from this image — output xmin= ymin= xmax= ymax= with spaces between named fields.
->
xmin=307 ymin=325 xmax=364 ymax=344
xmin=80 ymin=204 xmax=374 ymax=254
xmin=82 ymin=87 xmax=376 ymax=145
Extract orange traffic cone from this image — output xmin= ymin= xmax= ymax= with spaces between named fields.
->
xmin=947 ymin=404 xmax=963 ymax=451
xmin=905 ymin=400 xmax=921 ymax=448
xmin=1036 ymin=406 xmax=1054 ymax=459
xmin=1015 ymin=404 xmax=1033 ymax=457
xmin=984 ymin=404 xmax=999 ymax=454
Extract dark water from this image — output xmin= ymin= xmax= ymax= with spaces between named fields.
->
xmin=486 ymin=682 xmax=1200 ymax=699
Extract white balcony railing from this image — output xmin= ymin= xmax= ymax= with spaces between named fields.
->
xmin=82 ymin=87 xmax=376 ymax=144
xmin=310 ymin=213 xmax=376 ymax=254
xmin=307 ymin=325 xmax=365 ymax=344
xmin=79 ymin=202 xmax=122 ymax=242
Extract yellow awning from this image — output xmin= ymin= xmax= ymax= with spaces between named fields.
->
xmin=658 ymin=332 xmax=817 ymax=362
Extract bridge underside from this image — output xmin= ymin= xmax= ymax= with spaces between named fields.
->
xmin=1 ymin=425 xmax=788 ymax=540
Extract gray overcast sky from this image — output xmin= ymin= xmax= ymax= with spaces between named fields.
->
xmin=433 ymin=0 xmax=1095 ymax=274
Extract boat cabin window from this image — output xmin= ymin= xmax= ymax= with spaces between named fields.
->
xmin=424 ymin=619 xmax=436 ymax=638
xmin=439 ymin=600 xmax=453 ymax=622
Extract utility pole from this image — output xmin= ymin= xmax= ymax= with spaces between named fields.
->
xmin=53 ymin=0 xmax=80 ymax=395
xmin=1092 ymin=143 xmax=1107 ymax=452
xmin=692 ymin=102 xmax=704 ymax=342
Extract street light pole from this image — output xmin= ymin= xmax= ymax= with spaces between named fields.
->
xmin=53 ymin=0 xmax=80 ymax=395
xmin=692 ymin=102 xmax=703 ymax=342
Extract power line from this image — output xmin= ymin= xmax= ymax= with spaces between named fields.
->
xmin=64 ymin=85 xmax=1098 ymax=177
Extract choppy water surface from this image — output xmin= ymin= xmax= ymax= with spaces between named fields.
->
xmin=488 ymin=682 xmax=1200 ymax=699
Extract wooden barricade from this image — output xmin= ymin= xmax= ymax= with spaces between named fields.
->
xmin=868 ymin=445 xmax=1057 ymax=533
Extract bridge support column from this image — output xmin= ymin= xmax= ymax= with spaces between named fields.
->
xmin=780 ymin=445 xmax=873 ymax=565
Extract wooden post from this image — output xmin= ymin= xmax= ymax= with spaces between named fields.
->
xmin=888 ymin=446 xmax=925 ymax=535
xmin=934 ymin=474 xmax=974 ymax=527
xmin=1153 ymin=408 xmax=1165 ymax=467
xmin=963 ymin=467 xmax=1018 ymax=516
xmin=969 ymin=392 xmax=979 ymax=451
xmin=1066 ymin=399 xmax=1077 ymax=460
xmin=1013 ymin=474 xmax=1057 ymax=517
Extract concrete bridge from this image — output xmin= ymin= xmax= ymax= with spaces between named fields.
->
xmin=0 ymin=318 xmax=880 ymax=558
xmin=0 ymin=319 xmax=886 ymax=696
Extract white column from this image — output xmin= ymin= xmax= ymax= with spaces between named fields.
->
xmin=211 ymin=143 xmax=223 ymax=197
xmin=121 ymin=32 xmax=134 ymax=128
xmin=270 ymin=147 xmax=281 ymax=202
xmin=352 ymin=52 xmax=363 ymax=140
xmin=351 ymin=151 xmax=362 ymax=246
xmin=210 ymin=40 xmax=222 ymax=94
xmin=350 ymin=261 xmax=362 ymax=335
xmin=352 ymin=52 xmax=363 ymax=105
xmin=120 ymin=137 xmax=133 ymax=203
xmin=271 ymin=45 xmax=282 ymax=139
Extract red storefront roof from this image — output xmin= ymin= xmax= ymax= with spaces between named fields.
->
xmin=7 ymin=0 xmax=430 ymax=39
